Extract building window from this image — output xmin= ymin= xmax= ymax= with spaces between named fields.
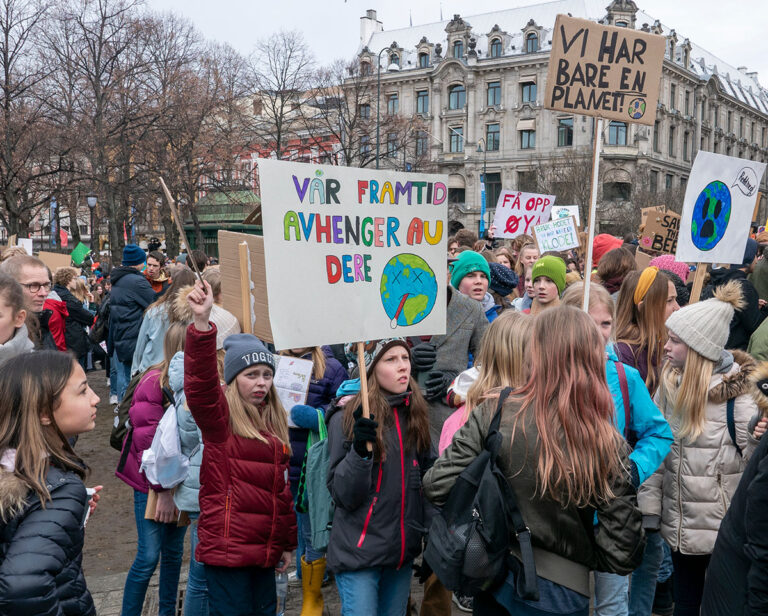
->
xmin=359 ymin=103 xmax=370 ymax=119
xmin=416 ymin=90 xmax=429 ymax=114
xmin=520 ymin=129 xmax=535 ymax=149
xmin=418 ymin=52 xmax=429 ymax=68
xmin=557 ymin=117 xmax=573 ymax=147
xmin=490 ymin=38 xmax=502 ymax=58
xmin=387 ymin=133 xmax=398 ymax=157
xmin=521 ymin=82 xmax=536 ymax=104
xmin=389 ymin=53 xmax=399 ymax=67
xmin=449 ymin=187 xmax=465 ymax=205
xmin=665 ymin=174 xmax=673 ymax=190
xmin=668 ymin=125 xmax=676 ymax=156
xmin=604 ymin=182 xmax=631 ymax=201
xmin=415 ymin=131 xmax=428 ymax=156
xmin=360 ymin=61 xmax=371 ymax=76
xmin=485 ymin=172 xmax=502 ymax=212
xmin=740 ymin=116 xmax=744 ymax=138
xmin=487 ymin=81 xmax=501 ymax=107
xmin=453 ymin=40 xmax=464 ymax=58
xmin=763 ymin=127 xmax=767 ymax=147
xmin=450 ymin=126 xmax=464 ymax=152
xmin=448 ymin=84 xmax=466 ymax=110
xmin=714 ymin=105 xmax=719 ymax=128
xmin=608 ymin=121 xmax=627 ymax=146
xmin=683 ymin=131 xmax=690 ymax=161
xmin=680 ymin=177 xmax=687 ymax=191
xmin=728 ymin=110 xmax=733 ymax=132
xmin=615 ymin=20 xmax=628 ymax=27
xmin=526 ymin=32 xmax=538 ymax=53
xmin=387 ymin=93 xmax=398 ymax=115
xmin=360 ymin=135 xmax=371 ymax=157
xmin=653 ymin=121 xmax=660 ymax=152
xmin=650 ymin=170 xmax=658 ymax=193
xmin=685 ymin=90 xmax=691 ymax=115
xmin=486 ymin=123 xmax=500 ymax=151
xmin=670 ymin=84 xmax=676 ymax=110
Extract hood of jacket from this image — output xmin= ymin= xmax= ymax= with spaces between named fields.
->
xmin=0 ymin=452 xmax=27 ymax=523
xmin=708 ymin=267 xmax=747 ymax=287
xmin=44 ymin=296 xmax=68 ymax=317
xmin=708 ymin=349 xmax=755 ymax=404
xmin=109 ymin=265 xmax=143 ymax=286
xmin=169 ymin=351 xmax=185 ymax=396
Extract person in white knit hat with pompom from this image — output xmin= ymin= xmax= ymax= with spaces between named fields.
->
xmin=639 ymin=280 xmax=760 ymax=616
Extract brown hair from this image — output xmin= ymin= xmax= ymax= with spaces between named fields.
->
xmin=494 ymin=247 xmax=514 ymax=267
xmin=147 ymin=269 xmax=196 ymax=318
xmin=454 ymin=229 xmax=478 ymax=248
xmin=202 ymin=268 xmax=222 ymax=298
xmin=0 ymin=272 xmax=25 ymax=315
xmin=596 ymin=247 xmax=637 ymax=292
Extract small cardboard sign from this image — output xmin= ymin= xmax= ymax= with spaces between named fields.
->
xmin=544 ymin=14 xmax=665 ymax=126
xmin=492 ymin=191 xmax=556 ymax=239
xmin=639 ymin=211 xmax=680 ymax=254
xmin=38 ymin=251 xmax=71 ymax=271
xmin=635 ymin=249 xmax=653 ymax=270
xmin=533 ymin=216 xmax=580 ymax=252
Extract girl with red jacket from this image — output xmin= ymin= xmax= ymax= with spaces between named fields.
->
xmin=184 ymin=281 xmax=296 ymax=616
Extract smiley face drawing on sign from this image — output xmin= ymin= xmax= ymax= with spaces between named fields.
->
xmin=691 ymin=180 xmax=732 ymax=251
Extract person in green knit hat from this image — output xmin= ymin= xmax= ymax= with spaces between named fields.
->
xmin=526 ymin=255 xmax=566 ymax=315
xmin=449 ymin=250 xmax=500 ymax=322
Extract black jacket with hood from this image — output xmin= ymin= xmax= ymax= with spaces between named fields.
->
xmin=0 ymin=462 xmax=95 ymax=615
xmin=53 ymin=284 xmax=95 ymax=359
xmin=107 ymin=266 xmax=155 ymax=363
xmin=702 ymin=268 xmax=766 ymax=350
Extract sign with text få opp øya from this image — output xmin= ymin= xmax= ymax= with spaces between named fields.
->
xmin=545 ymin=15 xmax=666 ymax=126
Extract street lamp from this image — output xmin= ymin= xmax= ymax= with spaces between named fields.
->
xmin=376 ymin=47 xmax=400 ymax=170
xmin=476 ymin=139 xmax=488 ymax=236
xmin=86 ymin=194 xmax=97 ymax=250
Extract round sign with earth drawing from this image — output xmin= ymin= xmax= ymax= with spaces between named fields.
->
xmin=380 ymin=254 xmax=438 ymax=328
xmin=627 ymin=97 xmax=646 ymax=120
xmin=691 ymin=180 xmax=732 ymax=251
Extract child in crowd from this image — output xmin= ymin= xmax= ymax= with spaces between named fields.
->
xmin=0 ymin=272 xmax=33 ymax=364
xmin=450 ymin=250 xmax=500 ymax=321
xmin=511 ymin=265 xmax=535 ymax=312
xmin=514 ymin=243 xmax=539 ymax=297
xmin=528 ymin=255 xmax=566 ymax=315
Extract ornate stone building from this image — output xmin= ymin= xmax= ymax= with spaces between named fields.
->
xmin=356 ymin=0 xmax=768 ymax=233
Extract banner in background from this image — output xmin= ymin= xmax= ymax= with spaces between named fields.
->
xmin=492 ymin=191 xmax=556 ymax=239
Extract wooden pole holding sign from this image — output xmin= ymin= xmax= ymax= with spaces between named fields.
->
xmin=159 ymin=176 xmax=204 ymax=283
xmin=582 ymin=117 xmax=604 ymax=312
xmin=356 ymin=342 xmax=373 ymax=453
xmin=689 ymin=264 xmax=707 ymax=304
xmin=238 ymin=242 xmax=252 ymax=334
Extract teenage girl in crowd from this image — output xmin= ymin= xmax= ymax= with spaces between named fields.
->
xmin=596 ymin=247 xmax=638 ymax=297
xmin=514 ymin=242 xmax=539 ymax=297
xmin=562 ymin=282 xmax=673 ymax=616
xmin=511 ymin=265 xmax=535 ymax=312
xmin=494 ymin=247 xmax=514 ymax=269
xmin=185 ymin=280 xmax=296 ymax=616
xmin=450 ymin=251 xmax=500 ymax=322
xmin=280 ymin=345 xmax=347 ymax=615
xmin=641 ymin=282 xmax=758 ymax=616
xmin=0 ymin=273 xmax=33 ymax=364
xmin=117 ymin=322 xmax=188 ymax=616
xmin=325 ymin=339 xmax=435 ymax=616
xmin=527 ymin=256 xmax=565 ymax=315
xmin=424 ymin=306 xmax=644 ymax=616
xmin=0 ymin=351 xmax=100 ymax=615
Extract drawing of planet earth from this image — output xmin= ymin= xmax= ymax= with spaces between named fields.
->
xmin=380 ymin=254 xmax=438 ymax=327
xmin=691 ymin=180 xmax=731 ymax=251
xmin=627 ymin=98 xmax=646 ymax=120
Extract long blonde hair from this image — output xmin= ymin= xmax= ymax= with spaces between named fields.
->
xmin=224 ymin=386 xmax=290 ymax=448
xmin=658 ymin=350 xmax=715 ymax=442
xmin=465 ymin=312 xmax=531 ymax=420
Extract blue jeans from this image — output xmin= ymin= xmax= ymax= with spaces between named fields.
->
xmin=205 ymin=563 xmax=276 ymax=616
xmin=108 ymin=351 xmax=117 ymax=397
xmin=629 ymin=530 xmax=665 ymax=616
xmin=297 ymin=510 xmax=324 ymax=563
xmin=121 ymin=490 xmax=188 ymax=616
xmin=594 ymin=572 xmax=629 ymax=616
xmin=113 ymin=350 xmax=131 ymax=400
xmin=184 ymin=517 xmax=209 ymax=616
xmin=657 ymin=541 xmax=673 ymax=583
xmin=335 ymin=564 xmax=412 ymax=616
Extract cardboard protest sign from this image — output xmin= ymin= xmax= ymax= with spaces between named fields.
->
xmin=551 ymin=205 xmax=581 ymax=227
xmin=492 ymin=191 xmax=556 ymax=239
xmin=545 ymin=15 xmax=665 ymax=126
xmin=533 ymin=216 xmax=580 ymax=252
xmin=635 ymin=249 xmax=653 ymax=270
xmin=676 ymin=152 xmax=767 ymax=264
xmin=273 ymin=355 xmax=314 ymax=428
xmin=257 ymin=159 xmax=447 ymax=350
xmin=639 ymin=211 xmax=680 ymax=254
xmin=38 ymin=251 xmax=71 ymax=271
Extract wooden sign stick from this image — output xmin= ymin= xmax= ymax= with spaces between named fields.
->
xmin=238 ymin=241 xmax=253 ymax=334
xmin=159 ymin=176 xmax=204 ymax=284
xmin=689 ymin=263 xmax=707 ymax=304
xmin=356 ymin=341 xmax=373 ymax=452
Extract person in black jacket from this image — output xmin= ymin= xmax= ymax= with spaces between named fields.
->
xmin=53 ymin=267 xmax=95 ymax=369
xmin=701 ymin=238 xmax=766 ymax=350
xmin=0 ymin=350 xmax=101 ymax=615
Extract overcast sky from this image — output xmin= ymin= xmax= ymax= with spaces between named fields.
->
xmin=145 ymin=0 xmax=768 ymax=86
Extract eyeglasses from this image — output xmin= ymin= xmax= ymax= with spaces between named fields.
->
xmin=20 ymin=281 xmax=52 ymax=293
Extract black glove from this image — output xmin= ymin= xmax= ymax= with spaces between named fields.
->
xmin=424 ymin=370 xmax=456 ymax=401
xmin=411 ymin=343 xmax=437 ymax=373
xmin=413 ymin=557 xmax=433 ymax=584
xmin=352 ymin=407 xmax=378 ymax=458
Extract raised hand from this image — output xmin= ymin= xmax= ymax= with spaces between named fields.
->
xmin=187 ymin=280 xmax=213 ymax=331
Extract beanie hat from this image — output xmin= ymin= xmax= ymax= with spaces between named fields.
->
xmin=344 ymin=338 xmax=410 ymax=377
xmin=488 ymin=262 xmax=519 ymax=296
xmin=665 ymin=280 xmax=745 ymax=361
xmin=531 ymin=255 xmax=567 ymax=294
xmin=741 ymin=238 xmax=758 ymax=267
xmin=223 ymin=334 xmax=275 ymax=384
xmin=122 ymin=244 xmax=146 ymax=266
xmin=649 ymin=254 xmax=691 ymax=283
xmin=592 ymin=234 xmax=623 ymax=267
xmin=450 ymin=251 xmax=491 ymax=289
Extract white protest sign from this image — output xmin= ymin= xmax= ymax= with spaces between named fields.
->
xmin=533 ymin=216 xmax=580 ymax=252
xmin=551 ymin=205 xmax=580 ymax=227
xmin=16 ymin=237 xmax=33 ymax=255
xmin=258 ymin=159 xmax=448 ymax=350
xmin=492 ymin=191 xmax=556 ymax=239
xmin=273 ymin=355 xmax=314 ymax=428
xmin=676 ymin=151 xmax=767 ymax=265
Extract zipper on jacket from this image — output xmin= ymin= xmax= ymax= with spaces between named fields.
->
xmin=716 ymin=471 xmax=728 ymax=513
xmin=675 ymin=442 xmax=683 ymax=550
xmin=224 ymin=487 xmax=232 ymax=538
xmin=356 ymin=462 xmax=383 ymax=548
xmin=394 ymin=408 xmax=406 ymax=569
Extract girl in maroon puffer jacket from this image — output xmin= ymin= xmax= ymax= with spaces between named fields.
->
xmin=184 ymin=280 xmax=296 ymax=616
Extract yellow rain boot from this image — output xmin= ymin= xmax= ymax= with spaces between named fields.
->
xmin=300 ymin=555 xmax=326 ymax=616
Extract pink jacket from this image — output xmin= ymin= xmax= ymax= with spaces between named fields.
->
xmin=439 ymin=405 xmax=469 ymax=455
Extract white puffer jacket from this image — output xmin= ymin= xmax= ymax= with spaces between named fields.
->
xmin=638 ymin=351 xmax=758 ymax=555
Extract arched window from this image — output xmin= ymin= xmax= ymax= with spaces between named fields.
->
xmin=615 ymin=20 xmax=628 ymax=27
xmin=453 ymin=40 xmax=464 ymax=58
xmin=526 ymin=32 xmax=538 ymax=53
xmin=448 ymin=84 xmax=466 ymax=110
xmin=389 ymin=54 xmax=400 ymax=67
xmin=360 ymin=61 xmax=372 ymax=76
xmin=489 ymin=38 xmax=502 ymax=58
xmin=418 ymin=52 xmax=429 ymax=68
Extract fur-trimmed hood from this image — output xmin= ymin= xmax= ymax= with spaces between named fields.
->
xmin=750 ymin=359 xmax=768 ymax=417
xmin=0 ymin=468 xmax=29 ymax=523
xmin=708 ymin=350 xmax=756 ymax=404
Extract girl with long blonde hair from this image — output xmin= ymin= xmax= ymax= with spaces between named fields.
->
xmin=425 ymin=306 xmax=643 ymax=615
xmin=184 ymin=280 xmax=296 ymax=616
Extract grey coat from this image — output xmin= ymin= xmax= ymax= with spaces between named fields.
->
xmin=431 ymin=288 xmax=488 ymax=375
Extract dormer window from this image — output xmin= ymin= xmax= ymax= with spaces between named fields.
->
xmin=453 ymin=40 xmax=464 ymax=58
xmin=389 ymin=54 xmax=400 ymax=67
xmin=526 ymin=32 xmax=538 ymax=53
xmin=418 ymin=52 xmax=429 ymax=68
xmin=490 ymin=38 xmax=502 ymax=58
xmin=360 ymin=61 xmax=372 ymax=76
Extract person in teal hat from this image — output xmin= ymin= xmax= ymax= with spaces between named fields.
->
xmin=527 ymin=255 xmax=566 ymax=315
xmin=449 ymin=250 xmax=500 ymax=322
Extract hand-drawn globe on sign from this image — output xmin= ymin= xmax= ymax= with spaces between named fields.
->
xmin=380 ymin=254 xmax=438 ymax=328
xmin=691 ymin=180 xmax=731 ymax=251
xmin=627 ymin=98 xmax=646 ymax=120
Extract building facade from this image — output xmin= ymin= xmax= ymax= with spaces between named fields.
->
xmin=356 ymin=0 xmax=768 ymax=233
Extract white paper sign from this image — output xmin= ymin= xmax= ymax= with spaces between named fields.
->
xmin=274 ymin=355 xmax=314 ymax=428
xmin=16 ymin=237 xmax=33 ymax=255
xmin=492 ymin=191 xmax=556 ymax=239
xmin=550 ymin=205 xmax=581 ymax=227
xmin=676 ymin=151 xmax=766 ymax=264
xmin=533 ymin=216 xmax=580 ymax=252
xmin=258 ymin=159 xmax=448 ymax=350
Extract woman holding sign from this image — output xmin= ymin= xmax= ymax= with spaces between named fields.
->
xmin=184 ymin=280 xmax=296 ymax=616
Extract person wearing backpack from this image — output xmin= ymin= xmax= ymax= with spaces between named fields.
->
xmin=325 ymin=338 xmax=435 ymax=616
xmin=639 ymin=281 xmax=759 ymax=616
xmin=423 ymin=306 xmax=645 ymax=616
xmin=116 ymin=322 xmax=188 ymax=616
xmin=184 ymin=280 xmax=296 ymax=616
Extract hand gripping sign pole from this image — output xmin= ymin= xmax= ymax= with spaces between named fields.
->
xmin=356 ymin=342 xmax=373 ymax=453
xmin=159 ymin=177 xmax=204 ymax=284
xmin=582 ymin=117 xmax=604 ymax=311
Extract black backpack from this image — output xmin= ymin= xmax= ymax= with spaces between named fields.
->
xmin=424 ymin=387 xmax=538 ymax=599
xmin=89 ymin=298 xmax=110 ymax=345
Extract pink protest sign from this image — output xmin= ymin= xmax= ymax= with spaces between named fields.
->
xmin=492 ymin=191 xmax=557 ymax=239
